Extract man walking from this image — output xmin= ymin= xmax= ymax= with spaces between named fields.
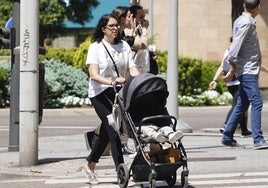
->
xmin=222 ymin=0 xmax=268 ymax=150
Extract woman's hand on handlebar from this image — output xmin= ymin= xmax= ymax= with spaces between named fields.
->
xmin=112 ymin=77 xmax=126 ymax=85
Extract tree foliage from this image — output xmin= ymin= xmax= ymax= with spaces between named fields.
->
xmin=0 ymin=0 xmax=99 ymax=43
xmin=73 ymin=36 xmax=92 ymax=73
xmin=39 ymin=0 xmax=67 ymax=27
xmin=66 ymin=0 xmax=98 ymax=25
xmin=0 ymin=0 xmax=99 ymax=25
xmin=0 ymin=1 xmax=12 ymax=27
xmin=39 ymin=0 xmax=99 ymax=39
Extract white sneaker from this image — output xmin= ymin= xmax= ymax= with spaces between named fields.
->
xmin=168 ymin=130 xmax=183 ymax=143
xmin=81 ymin=165 xmax=100 ymax=185
xmin=154 ymin=132 xmax=165 ymax=143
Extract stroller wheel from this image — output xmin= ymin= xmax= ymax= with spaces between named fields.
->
xmin=166 ymin=172 xmax=177 ymax=186
xmin=149 ymin=178 xmax=156 ymax=188
xmin=181 ymin=171 xmax=189 ymax=188
xmin=149 ymin=171 xmax=157 ymax=188
xmin=117 ymin=163 xmax=129 ymax=188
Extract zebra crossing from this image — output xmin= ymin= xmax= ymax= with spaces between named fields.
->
xmin=189 ymin=172 xmax=268 ymax=187
xmin=42 ymin=171 xmax=268 ymax=188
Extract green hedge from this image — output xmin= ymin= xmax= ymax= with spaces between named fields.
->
xmin=156 ymin=51 xmax=227 ymax=95
xmin=0 ymin=61 xmax=11 ymax=107
xmin=0 ymin=68 xmax=8 ymax=107
xmin=39 ymin=47 xmax=77 ymax=66
xmin=0 ymin=49 xmax=11 ymax=56
xmin=1 ymin=46 xmax=228 ymax=108
xmin=201 ymin=61 xmax=227 ymax=94
xmin=72 ymin=37 xmax=92 ymax=73
xmin=39 ymin=40 xmax=227 ymax=96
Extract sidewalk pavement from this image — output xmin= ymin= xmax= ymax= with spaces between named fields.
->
xmin=1 ymin=130 xmax=268 ymax=187
xmin=1 ymin=106 xmax=268 ymax=187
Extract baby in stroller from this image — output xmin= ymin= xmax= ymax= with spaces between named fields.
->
xmin=141 ymin=124 xmax=183 ymax=143
xmin=125 ymin=83 xmax=183 ymax=145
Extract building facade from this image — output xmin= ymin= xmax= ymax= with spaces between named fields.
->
xmin=141 ymin=0 xmax=268 ymax=88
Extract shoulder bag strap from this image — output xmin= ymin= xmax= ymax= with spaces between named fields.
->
xmin=102 ymin=41 xmax=120 ymax=77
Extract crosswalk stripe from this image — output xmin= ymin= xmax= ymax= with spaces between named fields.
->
xmin=218 ymin=186 xmax=268 ymax=188
xmin=1 ymin=179 xmax=47 ymax=183
xmin=190 ymin=171 xmax=268 ymax=179
xmin=45 ymin=177 xmax=117 ymax=184
xmin=190 ymin=178 xmax=268 ymax=185
xmin=0 ymin=126 xmax=88 ymax=131
xmin=4 ymin=171 xmax=265 ymax=187
xmin=40 ymin=126 xmax=88 ymax=129
xmin=44 ymin=172 xmax=268 ymax=187
xmin=189 ymin=172 xmax=268 ymax=186
xmin=45 ymin=178 xmax=87 ymax=184
xmin=0 ymin=126 xmax=8 ymax=131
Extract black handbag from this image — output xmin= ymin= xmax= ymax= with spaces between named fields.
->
xmin=149 ymin=51 xmax=159 ymax=75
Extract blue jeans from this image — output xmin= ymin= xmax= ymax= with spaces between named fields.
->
xmin=222 ymin=74 xmax=264 ymax=144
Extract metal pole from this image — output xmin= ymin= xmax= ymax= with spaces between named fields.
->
xmin=148 ymin=0 xmax=153 ymax=38
xmin=8 ymin=0 xmax=20 ymax=152
xmin=167 ymin=0 xmax=178 ymax=118
xmin=166 ymin=0 xmax=192 ymax=133
xmin=19 ymin=0 xmax=39 ymax=166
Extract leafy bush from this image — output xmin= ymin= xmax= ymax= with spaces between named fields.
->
xmin=0 ymin=68 xmax=8 ymax=107
xmin=0 ymin=49 xmax=11 ymax=56
xmin=72 ymin=36 xmax=91 ymax=73
xmin=178 ymin=57 xmax=202 ymax=96
xmin=156 ymin=52 xmax=203 ymax=96
xmin=156 ymin=50 xmax=168 ymax=73
xmin=39 ymin=47 xmax=77 ymax=66
xmin=156 ymin=52 xmax=227 ymax=95
xmin=38 ymin=39 xmax=227 ymax=96
xmin=39 ymin=36 xmax=92 ymax=73
xmin=201 ymin=61 xmax=227 ymax=94
xmin=157 ymin=53 xmax=203 ymax=96
xmin=43 ymin=59 xmax=89 ymax=108
xmin=0 ymin=51 xmax=231 ymax=108
xmin=0 ymin=60 xmax=11 ymax=107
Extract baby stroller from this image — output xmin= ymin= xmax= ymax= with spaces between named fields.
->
xmin=112 ymin=73 xmax=189 ymax=188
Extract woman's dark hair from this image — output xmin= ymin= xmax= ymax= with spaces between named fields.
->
xmin=92 ymin=14 xmax=120 ymax=43
xmin=112 ymin=6 xmax=129 ymax=20
xmin=129 ymin=5 xmax=143 ymax=18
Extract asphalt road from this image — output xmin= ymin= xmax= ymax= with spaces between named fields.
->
xmin=1 ymin=104 xmax=268 ymax=147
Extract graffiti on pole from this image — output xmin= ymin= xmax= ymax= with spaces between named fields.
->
xmin=22 ymin=29 xmax=30 ymax=66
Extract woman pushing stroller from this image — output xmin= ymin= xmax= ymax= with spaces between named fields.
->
xmin=82 ymin=14 xmax=139 ymax=185
xmin=82 ymin=13 xmax=186 ymax=186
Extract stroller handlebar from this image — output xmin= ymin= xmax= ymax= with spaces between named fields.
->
xmin=113 ymin=81 xmax=123 ymax=93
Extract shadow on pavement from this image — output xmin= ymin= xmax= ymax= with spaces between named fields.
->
xmin=38 ymin=156 xmax=85 ymax=164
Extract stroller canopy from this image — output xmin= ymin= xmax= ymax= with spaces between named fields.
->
xmin=121 ymin=73 xmax=169 ymax=122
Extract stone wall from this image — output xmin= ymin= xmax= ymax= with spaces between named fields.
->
xmin=52 ymin=35 xmax=78 ymax=49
